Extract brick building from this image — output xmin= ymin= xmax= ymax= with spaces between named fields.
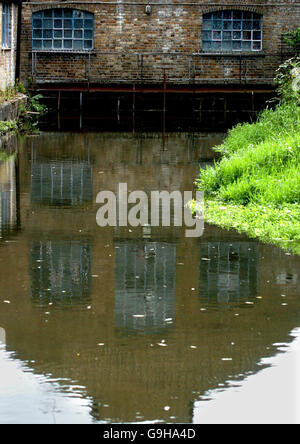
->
xmin=0 ymin=0 xmax=20 ymax=91
xmin=18 ymin=1 xmax=300 ymax=87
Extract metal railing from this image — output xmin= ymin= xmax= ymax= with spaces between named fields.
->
xmin=30 ymin=50 xmax=292 ymax=85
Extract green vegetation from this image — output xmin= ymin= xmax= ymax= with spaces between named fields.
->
xmin=192 ymin=55 xmax=300 ymax=255
xmin=0 ymin=83 xmax=46 ymax=136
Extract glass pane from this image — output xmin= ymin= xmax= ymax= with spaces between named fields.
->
xmin=213 ymin=11 xmax=222 ymax=20
xmin=233 ymin=31 xmax=242 ymax=40
xmin=223 ymin=21 xmax=232 ymax=30
xmin=44 ymin=10 xmax=53 ymax=18
xmin=54 ymin=30 xmax=62 ymax=38
xmin=74 ymin=19 xmax=83 ymax=29
xmin=54 ymin=9 xmax=63 ymax=18
xmin=74 ymin=30 xmax=83 ymax=38
xmin=84 ymin=19 xmax=93 ymax=29
xmin=212 ymin=41 xmax=221 ymax=50
xmin=64 ymin=30 xmax=72 ymax=38
xmin=54 ymin=19 xmax=62 ymax=29
xmin=212 ymin=20 xmax=222 ymax=30
xmin=253 ymin=20 xmax=261 ymax=30
xmin=84 ymin=30 xmax=93 ymax=39
xmin=233 ymin=40 xmax=242 ymax=50
xmin=64 ymin=19 xmax=73 ymax=29
xmin=64 ymin=10 xmax=73 ymax=18
xmin=63 ymin=39 xmax=72 ymax=49
xmin=242 ymin=41 xmax=252 ymax=51
xmin=222 ymin=41 xmax=233 ymax=51
xmin=253 ymin=31 xmax=262 ymax=40
xmin=252 ymin=41 xmax=262 ymax=50
xmin=33 ymin=29 xmax=42 ymax=38
xmin=202 ymin=41 xmax=212 ymax=51
xmin=74 ymin=40 xmax=83 ymax=50
xmin=32 ymin=40 xmax=42 ymax=50
xmin=74 ymin=11 xmax=84 ymax=19
xmin=202 ymin=20 xmax=213 ymax=31
xmin=233 ymin=20 xmax=242 ymax=30
xmin=53 ymin=40 xmax=62 ymax=49
xmin=213 ymin=31 xmax=222 ymax=40
xmin=243 ymin=12 xmax=253 ymax=20
xmin=243 ymin=31 xmax=251 ymax=40
xmin=243 ymin=20 xmax=252 ymax=30
xmin=233 ymin=11 xmax=242 ymax=19
xmin=43 ymin=40 xmax=52 ymax=49
xmin=34 ymin=12 xmax=43 ymax=18
xmin=44 ymin=19 xmax=53 ymax=29
xmin=43 ymin=30 xmax=53 ymax=39
xmin=84 ymin=40 xmax=93 ymax=49
xmin=33 ymin=19 xmax=42 ymax=28
xmin=223 ymin=11 xmax=232 ymax=19
xmin=223 ymin=31 xmax=232 ymax=40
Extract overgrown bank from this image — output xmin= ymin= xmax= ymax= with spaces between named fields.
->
xmin=191 ymin=57 xmax=300 ymax=255
xmin=0 ymin=86 xmax=45 ymax=137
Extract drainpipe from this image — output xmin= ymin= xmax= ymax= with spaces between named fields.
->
xmin=15 ymin=0 xmax=22 ymax=82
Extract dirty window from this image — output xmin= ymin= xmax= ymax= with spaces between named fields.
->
xmin=202 ymin=11 xmax=262 ymax=52
xmin=1 ymin=3 xmax=11 ymax=49
xmin=32 ymin=9 xmax=94 ymax=51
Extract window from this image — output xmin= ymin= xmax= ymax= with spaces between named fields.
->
xmin=202 ymin=10 xmax=262 ymax=52
xmin=32 ymin=9 xmax=94 ymax=51
xmin=1 ymin=3 xmax=11 ymax=49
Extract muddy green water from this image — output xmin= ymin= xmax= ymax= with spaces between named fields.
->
xmin=0 ymin=133 xmax=299 ymax=424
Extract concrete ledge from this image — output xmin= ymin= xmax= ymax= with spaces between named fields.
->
xmin=0 ymin=94 xmax=28 ymax=122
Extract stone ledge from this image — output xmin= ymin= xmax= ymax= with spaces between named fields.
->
xmin=0 ymin=94 xmax=28 ymax=122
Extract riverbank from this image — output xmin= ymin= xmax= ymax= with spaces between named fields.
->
xmin=191 ymin=100 xmax=300 ymax=256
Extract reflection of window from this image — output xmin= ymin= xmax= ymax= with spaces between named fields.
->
xmin=0 ymin=155 xmax=17 ymax=237
xmin=30 ymin=159 xmax=93 ymax=206
xmin=114 ymin=242 xmax=176 ymax=334
xmin=1 ymin=3 xmax=11 ymax=49
xmin=199 ymin=242 xmax=258 ymax=304
xmin=32 ymin=9 xmax=94 ymax=51
xmin=30 ymin=241 xmax=92 ymax=305
xmin=202 ymin=11 xmax=262 ymax=52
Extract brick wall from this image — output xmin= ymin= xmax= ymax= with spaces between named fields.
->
xmin=19 ymin=1 xmax=300 ymax=86
xmin=0 ymin=2 xmax=19 ymax=91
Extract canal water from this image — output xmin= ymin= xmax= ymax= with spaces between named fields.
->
xmin=0 ymin=132 xmax=299 ymax=424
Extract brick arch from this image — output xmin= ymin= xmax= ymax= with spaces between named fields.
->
xmin=201 ymin=6 xmax=264 ymax=16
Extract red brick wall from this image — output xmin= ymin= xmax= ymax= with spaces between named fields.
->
xmin=19 ymin=1 xmax=300 ymax=86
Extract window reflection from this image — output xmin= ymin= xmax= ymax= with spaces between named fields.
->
xmin=30 ymin=159 xmax=93 ymax=206
xmin=30 ymin=240 xmax=92 ymax=305
xmin=199 ymin=242 xmax=258 ymax=304
xmin=114 ymin=241 xmax=176 ymax=334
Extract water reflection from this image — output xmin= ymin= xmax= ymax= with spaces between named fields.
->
xmin=0 ymin=154 xmax=18 ymax=238
xmin=30 ymin=240 xmax=92 ymax=306
xmin=114 ymin=241 xmax=176 ymax=333
xmin=0 ymin=133 xmax=299 ymax=424
xmin=199 ymin=242 xmax=258 ymax=304
xmin=30 ymin=160 xmax=93 ymax=207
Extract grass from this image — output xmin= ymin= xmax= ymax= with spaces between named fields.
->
xmin=193 ymin=101 xmax=300 ymax=255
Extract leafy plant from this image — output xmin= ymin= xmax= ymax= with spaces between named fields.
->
xmin=283 ymin=27 xmax=300 ymax=55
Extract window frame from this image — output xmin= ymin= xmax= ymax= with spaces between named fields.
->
xmin=202 ymin=10 xmax=263 ymax=53
xmin=1 ymin=3 xmax=11 ymax=49
xmin=32 ymin=8 xmax=95 ymax=53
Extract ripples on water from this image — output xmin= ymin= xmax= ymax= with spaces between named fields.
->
xmin=0 ymin=133 xmax=299 ymax=424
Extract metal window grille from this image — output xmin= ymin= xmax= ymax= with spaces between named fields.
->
xmin=32 ymin=9 xmax=94 ymax=52
xmin=202 ymin=10 xmax=262 ymax=52
xmin=1 ymin=3 xmax=11 ymax=49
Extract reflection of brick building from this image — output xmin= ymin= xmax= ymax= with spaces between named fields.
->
xmin=0 ymin=1 xmax=20 ymax=90
xmin=0 ymin=154 xmax=17 ymax=238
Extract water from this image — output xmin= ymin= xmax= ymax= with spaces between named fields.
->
xmin=0 ymin=132 xmax=299 ymax=424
